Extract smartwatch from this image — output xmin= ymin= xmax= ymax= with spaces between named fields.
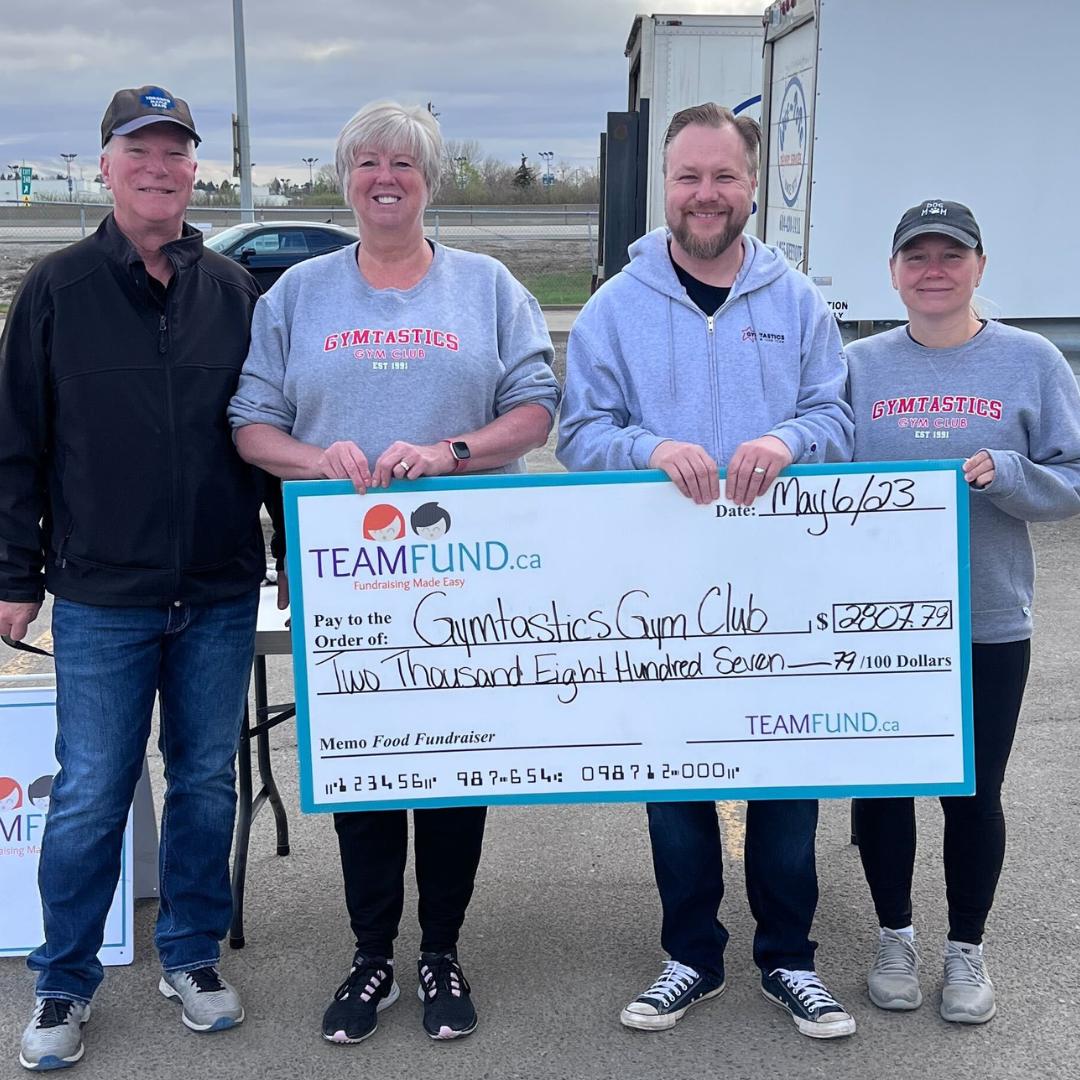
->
xmin=445 ymin=439 xmax=471 ymax=472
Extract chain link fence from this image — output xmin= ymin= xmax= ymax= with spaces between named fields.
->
xmin=0 ymin=202 xmax=598 ymax=308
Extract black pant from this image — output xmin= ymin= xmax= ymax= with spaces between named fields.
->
xmin=854 ymin=639 xmax=1030 ymax=944
xmin=334 ymin=806 xmax=487 ymax=958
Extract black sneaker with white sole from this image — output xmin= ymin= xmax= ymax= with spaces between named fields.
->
xmin=620 ymin=960 xmax=726 ymax=1031
xmin=416 ymin=952 xmax=477 ymax=1040
xmin=322 ymin=955 xmax=399 ymax=1045
xmin=760 ymin=968 xmax=856 ymax=1038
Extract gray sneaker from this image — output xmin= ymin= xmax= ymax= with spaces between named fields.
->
xmin=159 ymin=966 xmax=244 ymax=1032
xmin=19 ymin=998 xmax=90 ymax=1071
xmin=940 ymin=941 xmax=995 ymax=1024
xmin=868 ymin=928 xmax=922 ymax=1010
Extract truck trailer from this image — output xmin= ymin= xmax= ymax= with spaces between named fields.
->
xmin=597 ymin=13 xmax=763 ymax=284
xmin=757 ymin=0 xmax=1079 ymax=356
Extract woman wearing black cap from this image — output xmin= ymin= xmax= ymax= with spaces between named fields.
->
xmin=845 ymin=200 xmax=1080 ymax=1024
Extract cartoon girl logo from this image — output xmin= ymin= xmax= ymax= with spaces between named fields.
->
xmin=0 ymin=776 xmax=24 ymax=812
xmin=28 ymin=774 xmax=55 ymax=813
xmin=362 ymin=504 xmax=406 ymax=542
xmin=410 ymin=502 xmax=452 ymax=540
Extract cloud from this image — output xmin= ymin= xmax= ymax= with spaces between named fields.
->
xmin=297 ymin=42 xmax=358 ymax=63
xmin=1 ymin=0 xmax=768 ymax=183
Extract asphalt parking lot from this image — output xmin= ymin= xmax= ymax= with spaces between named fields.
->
xmin=1 ymin=501 xmax=1078 ymax=1080
xmin=1 ymin=310 xmax=1078 ymax=1080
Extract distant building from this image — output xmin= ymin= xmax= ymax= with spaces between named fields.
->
xmin=3 ymin=175 xmax=286 ymax=206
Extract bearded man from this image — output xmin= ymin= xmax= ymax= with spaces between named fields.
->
xmin=557 ymin=103 xmax=856 ymax=1040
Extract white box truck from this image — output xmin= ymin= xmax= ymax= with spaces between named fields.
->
xmin=757 ymin=0 xmax=1079 ymax=355
xmin=627 ymin=13 xmax=764 ymax=232
xmin=598 ymin=13 xmax=763 ymax=283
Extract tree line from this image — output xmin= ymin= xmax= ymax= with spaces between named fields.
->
xmin=192 ymin=140 xmax=599 ymax=207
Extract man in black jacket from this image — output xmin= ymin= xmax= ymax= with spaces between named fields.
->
xmin=0 ymin=86 xmax=264 ymax=1071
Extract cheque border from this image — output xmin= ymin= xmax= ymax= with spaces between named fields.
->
xmin=283 ymin=462 xmax=974 ymax=813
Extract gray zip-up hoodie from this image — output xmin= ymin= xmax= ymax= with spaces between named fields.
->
xmin=557 ymin=228 xmax=853 ymax=470
xmin=847 ymin=320 xmax=1080 ymax=642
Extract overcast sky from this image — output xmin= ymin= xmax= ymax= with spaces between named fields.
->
xmin=0 ymin=0 xmax=765 ymax=185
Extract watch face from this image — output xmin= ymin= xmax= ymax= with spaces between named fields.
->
xmin=451 ymin=440 xmax=471 ymax=461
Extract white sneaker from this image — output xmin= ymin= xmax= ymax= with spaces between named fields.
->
xmin=868 ymin=928 xmax=922 ymax=1010
xmin=940 ymin=940 xmax=995 ymax=1024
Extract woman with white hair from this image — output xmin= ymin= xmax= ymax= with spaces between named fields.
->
xmin=228 ymin=101 xmax=559 ymax=1045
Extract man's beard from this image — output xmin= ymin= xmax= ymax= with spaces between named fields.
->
xmin=670 ymin=207 xmax=749 ymax=261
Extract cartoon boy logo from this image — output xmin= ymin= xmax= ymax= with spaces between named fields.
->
xmin=410 ymin=502 xmax=452 ymax=540
xmin=363 ymin=504 xmax=406 ymax=542
xmin=28 ymin=774 xmax=55 ymax=813
xmin=0 ymin=776 xmax=23 ymax=812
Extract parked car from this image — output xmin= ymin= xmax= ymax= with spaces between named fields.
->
xmin=203 ymin=221 xmax=357 ymax=292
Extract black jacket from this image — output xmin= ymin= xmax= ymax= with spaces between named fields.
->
xmin=0 ymin=214 xmax=269 ymax=606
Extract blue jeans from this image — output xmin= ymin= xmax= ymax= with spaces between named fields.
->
xmin=646 ymin=799 xmax=820 ymax=978
xmin=28 ymin=590 xmax=259 ymax=1002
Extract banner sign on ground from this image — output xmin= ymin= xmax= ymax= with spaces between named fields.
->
xmin=0 ymin=687 xmax=134 ymax=964
xmin=284 ymin=464 xmax=972 ymax=813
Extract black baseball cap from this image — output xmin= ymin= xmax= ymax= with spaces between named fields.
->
xmin=101 ymin=85 xmax=200 ymax=148
xmin=891 ymin=199 xmax=981 ymax=256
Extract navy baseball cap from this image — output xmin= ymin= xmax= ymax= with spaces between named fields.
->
xmin=101 ymin=85 xmax=200 ymax=147
xmin=891 ymin=199 xmax=981 ymax=255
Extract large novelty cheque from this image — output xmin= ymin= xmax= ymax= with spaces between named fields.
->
xmin=284 ymin=463 xmax=973 ymax=812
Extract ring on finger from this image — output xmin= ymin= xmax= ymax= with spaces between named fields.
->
xmin=752 ymin=466 xmax=767 ymax=475
xmin=398 ymin=460 xmax=411 ymax=474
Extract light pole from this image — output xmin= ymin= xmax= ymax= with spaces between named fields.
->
xmin=61 ymin=153 xmax=77 ymax=201
xmin=454 ymin=156 xmax=468 ymax=190
xmin=538 ymin=151 xmax=555 ymax=186
xmin=302 ymin=157 xmax=318 ymax=192
xmin=232 ymin=0 xmax=254 ymax=222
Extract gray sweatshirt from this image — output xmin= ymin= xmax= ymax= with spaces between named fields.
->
xmin=228 ymin=242 xmax=559 ymax=471
xmin=557 ymin=228 xmax=853 ymax=470
xmin=847 ymin=320 xmax=1080 ymax=642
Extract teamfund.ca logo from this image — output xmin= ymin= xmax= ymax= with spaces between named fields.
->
xmin=308 ymin=498 xmax=542 ymax=581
